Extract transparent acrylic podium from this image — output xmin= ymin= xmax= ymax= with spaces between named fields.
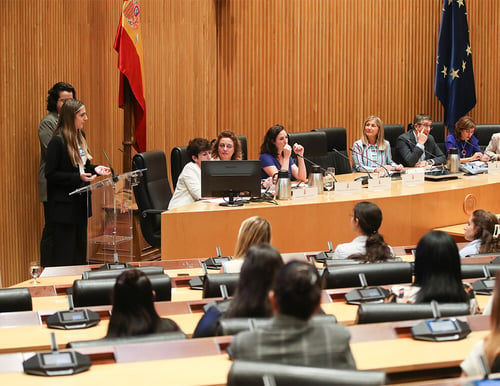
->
xmin=69 ymin=170 xmax=145 ymax=264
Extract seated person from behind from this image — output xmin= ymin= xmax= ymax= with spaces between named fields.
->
xmin=259 ymin=124 xmax=306 ymax=181
xmin=168 ymin=137 xmax=212 ymax=210
xmin=352 ymin=116 xmax=403 ymax=174
xmin=394 ymin=114 xmax=446 ymax=167
xmin=485 ymin=132 xmax=500 ymax=161
xmin=222 ymin=216 xmax=272 ymax=273
xmin=332 ymin=201 xmax=395 ymax=261
xmin=228 ymin=261 xmax=357 ymax=369
xmin=211 ymin=130 xmax=242 ymax=161
xmin=445 ymin=116 xmax=490 ymax=163
xmin=106 ymin=269 xmax=181 ymax=338
xmin=192 ymin=243 xmax=283 ymax=338
xmin=460 ymin=209 xmax=500 ymax=258
xmin=461 ymin=271 xmax=500 ymax=377
xmin=391 ymin=231 xmax=478 ymax=314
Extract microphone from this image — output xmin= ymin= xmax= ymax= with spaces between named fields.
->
xmin=102 ymin=149 xmax=118 ymax=182
xmin=331 ymin=148 xmax=372 ymax=184
xmin=294 ymin=153 xmax=337 ymax=182
xmin=398 ymin=137 xmax=446 ymax=170
xmin=349 ymin=147 xmax=391 ymax=177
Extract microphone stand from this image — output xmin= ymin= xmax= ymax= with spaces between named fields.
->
xmin=398 ymin=137 xmax=446 ymax=171
xmin=331 ymin=148 xmax=372 ymax=184
xmin=349 ymin=147 xmax=392 ymax=177
xmin=295 ymin=153 xmax=337 ymax=182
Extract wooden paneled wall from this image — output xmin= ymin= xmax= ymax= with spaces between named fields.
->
xmin=0 ymin=0 xmax=499 ymax=286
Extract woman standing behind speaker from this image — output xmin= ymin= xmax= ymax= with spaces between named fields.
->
xmin=45 ymin=99 xmax=110 ymax=267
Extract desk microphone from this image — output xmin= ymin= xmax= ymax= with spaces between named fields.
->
xmin=331 ymin=148 xmax=372 ymax=184
xmin=398 ymin=137 xmax=446 ymax=170
xmin=349 ymin=147 xmax=391 ymax=177
xmin=102 ymin=149 xmax=118 ymax=182
xmin=294 ymin=153 xmax=338 ymax=182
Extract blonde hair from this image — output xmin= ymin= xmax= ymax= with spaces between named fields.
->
xmin=484 ymin=271 xmax=500 ymax=368
xmin=234 ymin=216 xmax=272 ymax=259
xmin=361 ymin=116 xmax=387 ymax=151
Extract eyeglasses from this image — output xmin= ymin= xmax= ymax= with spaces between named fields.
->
xmin=462 ymin=128 xmax=475 ymax=134
xmin=418 ymin=123 xmax=432 ymax=128
xmin=219 ymin=144 xmax=233 ymax=149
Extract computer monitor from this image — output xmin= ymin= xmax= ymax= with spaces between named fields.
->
xmin=201 ymin=160 xmax=261 ymax=207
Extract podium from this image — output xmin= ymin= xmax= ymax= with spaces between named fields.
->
xmin=70 ymin=170 xmax=147 ymax=264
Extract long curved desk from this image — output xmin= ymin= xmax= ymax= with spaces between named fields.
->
xmin=161 ymin=174 xmax=500 ymax=259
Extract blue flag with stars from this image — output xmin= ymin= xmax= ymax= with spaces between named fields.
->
xmin=434 ymin=0 xmax=476 ymax=132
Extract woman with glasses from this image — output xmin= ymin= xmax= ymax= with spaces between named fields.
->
xmin=212 ymin=131 xmax=242 ymax=161
xmin=445 ymin=116 xmax=490 ymax=163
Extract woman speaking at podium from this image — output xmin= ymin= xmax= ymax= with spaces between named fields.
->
xmin=44 ymin=99 xmax=110 ymax=267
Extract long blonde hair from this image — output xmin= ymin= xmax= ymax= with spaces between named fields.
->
xmin=484 ymin=271 xmax=500 ymax=368
xmin=360 ymin=116 xmax=387 ymax=151
xmin=53 ymin=99 xmax=92 ymax=167
xmin=234 ymin=216 xmax=272 ymax=259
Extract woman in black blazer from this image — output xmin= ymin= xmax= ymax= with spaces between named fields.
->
xmin=44 ymin=99 xmax=110 ymax=267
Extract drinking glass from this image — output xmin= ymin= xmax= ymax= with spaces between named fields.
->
xmin=30 ymin=261 xmax=41 ymax=284
xmin=323 ymin=167 xmax=335 ymax=193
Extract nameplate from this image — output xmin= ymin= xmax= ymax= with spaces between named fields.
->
xmin=335 ymin=180 xmax=362 ymax=194
xmin=401 ymin=169 xmax=425 ymax=186
xmin=488 ymin=161 xmax=500 ymax=175
xmin=292 ymin=186 xmax=318 ymax=200
xmin=367 ymin=176 xmax=391 ymax=191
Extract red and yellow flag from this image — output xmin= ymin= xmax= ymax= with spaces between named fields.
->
xmin=114 ymin=0 xmax=146 ymax=152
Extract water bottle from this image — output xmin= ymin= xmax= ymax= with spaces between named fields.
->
xmin=447 ymin=148 xmax=460 ymax=173
xmin=308 ymin=165 xmax=323 ymax=194
xmin=275 ymin=170 xmax=291 ymax=200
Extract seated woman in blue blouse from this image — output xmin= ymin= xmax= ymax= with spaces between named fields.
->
xmin=351 ymin=116 xmax=403 ymax=173
xmin=445 ymin=116 xmax=490 ymax=163
xmin=259 ymin=124 xmax=306 ymax=181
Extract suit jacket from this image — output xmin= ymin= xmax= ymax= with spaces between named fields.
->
xmin=45 ymin=134 xmax=96 ymax=224
xmin=228 ymin=314 xmax=357 ymax=369
xmin=38 ymin=111 xmax=59 ymax=202
xmin=394 ymin=130 xmax=446 ymax=167
xmin=485 ymin=133 xmax=500 ymax=161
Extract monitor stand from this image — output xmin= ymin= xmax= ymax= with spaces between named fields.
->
xmin=220 ymin=192 xmax=244 ymax=207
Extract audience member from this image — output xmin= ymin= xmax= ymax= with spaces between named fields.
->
xmin=168 ymin=137 xmax=212 ymax=210
xmin=45 ymin=99 xmax=110 ymax=267
xmin=460 ymin=209 xmax=500 ymax=257
xmin=461 ymin=271 xmax=500 ymax=376
xmin=106 ymin=269 xmax=181 ymax=338
xmin=222 ymin=216 xmax=272 ymax=273
xmin=332 ymin=201 xmax=395 ymax=262
xmin=38 ymin=82 xmax=76 ymax=264
xmin=192 ymin=243 xmax=283 ymax=338
xmin=228 ymin=261 xmax=357 ymax=369
xmin=485 ymin=132 xmax=500 ymax=161
xmin=391 ymin=231 xmax=478 ymax=314
xmin=212 ymin=130 xmax=242 ymax=161
xmin=352 ymin=116 xmax=403 ymax=173
xmin=445 ymin=116 xmax=490 ymax=163
xmin=394 ymin=114 xmax=446 ymax=167
xmin=259 ymin=124 xmax=306 ymax=181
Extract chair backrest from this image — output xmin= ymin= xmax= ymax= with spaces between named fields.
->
xmin=311 ymin=127 xmax=351 ymax=174
xmin=227 ymin=360 xmax=387 ymax=386
xmin=72 ymin=274 xmax=172 ymax=307
xmin=384 ymin=124 xmax=405 ymax=149
xmin=132 ymin=151 xmax=172 ymax=248
xmin=237 ymin=135 xmax=248 ymax=160
xmin=219 ymin=314 xmax=337 ymax=336
xmin=475 ymin=125 xmax=500 ymax=151
xmin=0 ymin=288 xmax=32 ymax=312
xmin=460 ymin=264 xmax=500 ymax=279
xmin=356 ymin=302 xmax=471 ymax=324
xmin=202 ymin=273 xmax=240 ymax=298
xmin=322 ymin=262 xmax=413 ymax=289
xmin=170 ymin=146 xmax=190 ymax=190
xmin=82 ymin=266 xmax=164 ymax=280
xmin=67 ymin=330 xmax=187 ymax=349
xmin=287 ymin=131 xmax=329 ymax=176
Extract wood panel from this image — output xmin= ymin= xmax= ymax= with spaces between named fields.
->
xmin=1 ymin=0 xmax=500 ymax=286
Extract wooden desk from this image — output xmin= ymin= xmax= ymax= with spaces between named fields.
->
xmin=161 ymin=174 xmax=500 ymax=259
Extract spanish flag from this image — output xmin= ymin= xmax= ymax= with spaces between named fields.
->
xmin=114 ymin=0 xmax=146 ymax=152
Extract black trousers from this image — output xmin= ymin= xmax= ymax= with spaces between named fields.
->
xmin=42 ymin=220 xmax=87 ymax=267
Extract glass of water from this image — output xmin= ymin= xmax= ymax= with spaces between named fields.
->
xmin=323 ymin=167 xmax=335 ymax=193
xmin=30 ymin=261 xmax=41 ymax=284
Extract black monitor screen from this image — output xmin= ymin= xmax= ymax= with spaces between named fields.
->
xmin=201 ymin=161 xmax=261 ymax=200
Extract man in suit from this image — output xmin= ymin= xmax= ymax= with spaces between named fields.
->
xmin=394 ymin=114 xmax=446 ymax=167
xmin=228 ymin=261 xmax=357 ymax=369
xmin=38 ymin=82 xmax=76 ymax=264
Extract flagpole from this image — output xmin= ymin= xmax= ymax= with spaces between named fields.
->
xmin=122 ymin=77 xmax=133 ymax=173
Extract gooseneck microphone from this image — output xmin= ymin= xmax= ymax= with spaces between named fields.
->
xmin=349 ymin=147 xmax=391 ymax=177
xmin=102 ymin=149 xmax=118 ymax=182
xmin=294 ymin=153 xmax=338 ymax=182
xmin=398 ymin=137 xmax=446 ymax=170
xmin=331 ymin=148 xmax=372 ymax=183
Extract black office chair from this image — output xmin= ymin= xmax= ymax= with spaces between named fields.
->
xmin=460 ymin=264 xmax=500 ymax=279
xmin=170 ymin=146 xmax=190 ymax=190
xmin=67 ymin=331 xmax=187 ymax=349
xmin=72 ymin=274 xmax=172 ymax=307
xmin=132 ymin=150 xmax=172 ymax=249
xmin=219 ymin=314 xmax=337 ymax=336
xmin=384 ymin=124 xmax=405 ymax=150
xmin=475 ymin=125 xmax=500 ymax=151
xmin=312 ymin=127 xmax=351 ymax=174
xmin=202 ymin=273 xmax=240 ymax=298
xmin=356 ymin=302 xmax=470 ymax=324
xmin=227 ymin=360 xmax=387 ymax=386
xmin=322 ymin=262 xmax=413 ymax=289
xmin=237 ymin=135 xmax=248 ymax=160
xmin=0 ymin=288 xmax=33 ymax=312
xmin=287 ymin=131 xmax=328 ymax=176
xmin=82 ymin=266 xmax=165 ymax=280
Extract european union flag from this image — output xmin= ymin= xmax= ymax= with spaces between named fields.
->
xmin=434 ymin=0 xmax=476 ymax=133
